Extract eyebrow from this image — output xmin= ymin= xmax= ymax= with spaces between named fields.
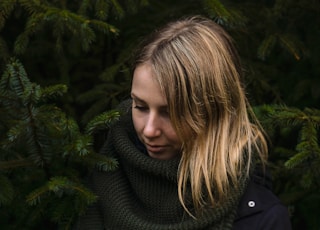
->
xmin=130 ymin=93 xmax=146 ymax=104
xmin=131 ymin=92 xmax=168 ymax=110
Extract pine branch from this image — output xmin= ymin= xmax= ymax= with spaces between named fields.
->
xmin=81 ymin=96 xmax=119 ymax=124
xmin=19 ymin=0 xmax=47 ymax=15
xmin=77 ymin=78 xmax=129 ymax=123
xmin=98 ymin=63 xmax=123 ymax=81
xmin=0 ymin=58 xmax=119 ymax=228
xmin=109 ymin=0 xmax=125 ymax=19
xmin=82 ymin=153 xmax=118 ymax=172
xmin=285 ymin=121 xmax=320 ymax=170
xmin=95 ymin=0 xmax=110 ymax=20
xmin=26 ymin=103 xmax=51 ymax=173
xmin=202 ymin=0 xmax=247 ymax=27
xmin=79 ymin=21 xmax=96 ymax=51
xmin=85 ymin=109 xmax=120 ymax=135
xmin=0 ymin=61 xmax=49 ymax=174
xmin=0 ymin=89 xmax=17 ymax=108
xmin=284 ymin=150 xmax=311 ymax=169
xmin=257 ymin=34 xmax=277 ymax=60
xmin=257 ymin=104 xmax=320 ymax=190
xmin=1 ymin=59 xmax=31 ymax=97
xmin=64 ymin=134 xmax=94 ymax=157
xmin=26 ymin=176 xmax=97 ymax=206
xmin=278 ymin=33 xmax=303 ymax=60
xmin=14 ymin=13 xmax=46 ymax=55
xmin=0 ymin=60 xmax=60 ymax=175
xmin=40 ymin=84 xmax=68 ymax=102
xmin=63 ymin=117 xmax=81 ymax=140
xmin=13 ymin=2 xmax=119 ymax=55
xmin=0 ymin=0 xmax=17 ymax=30
xmin=203 ymin=0 xmax=230 ymax=19
xmin=89 ymin=19 xmax=119 ymax=35
xmin=259 ymin=104 xmax=306 ymax=127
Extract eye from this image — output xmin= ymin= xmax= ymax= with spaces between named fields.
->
xmin=134 ymin=105 xmax=148 ymax=111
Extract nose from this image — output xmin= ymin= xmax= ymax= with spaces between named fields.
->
xmin=143 ymin=112 xmax=161 ymax=138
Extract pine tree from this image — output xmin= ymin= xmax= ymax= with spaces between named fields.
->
xmin=255 ymin=104 xmax=320 ymax=229
xmin=0 ymin=0 xmax=319 ymax=229
xmin=0 ymin=59 xmax=119 ymax=229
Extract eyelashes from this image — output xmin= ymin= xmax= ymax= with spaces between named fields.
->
xmin=133 ymin=105 xmax=169 ymax=118
xmin=133 ymin=105 xmax=148 ymax=111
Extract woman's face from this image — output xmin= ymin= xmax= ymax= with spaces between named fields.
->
xmin=131 ymin=64 xmax=182 ymax=160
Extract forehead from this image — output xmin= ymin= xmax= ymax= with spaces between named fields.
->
xmin=131 ymin=64 xmax=167 ymax=106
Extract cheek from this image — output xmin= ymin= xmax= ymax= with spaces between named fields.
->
xmin=165 ymin=123 xmax=180 ymax=143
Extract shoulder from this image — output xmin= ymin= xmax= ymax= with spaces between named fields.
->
xmin=233 ymin=178 xmax=292 ymax=230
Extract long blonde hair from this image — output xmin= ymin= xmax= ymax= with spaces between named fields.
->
xmin=133 ymin=16 xmax=268 ymax=216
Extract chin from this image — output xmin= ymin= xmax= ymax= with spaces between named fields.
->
xmin=148 ymin=151 xmax=179 ymax=160
xmin=148 ymin=152 xmax=170 ymax=160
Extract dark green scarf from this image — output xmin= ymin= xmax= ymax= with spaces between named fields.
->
xmin=78 ymin=114 xmax=248 ymax=230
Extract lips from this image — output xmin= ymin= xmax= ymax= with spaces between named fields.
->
xmin=145 ymin=143 xmax=167 ymax=153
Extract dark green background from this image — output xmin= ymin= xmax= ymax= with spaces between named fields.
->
xmin=0 ymin=0 xmax=319 ymax=229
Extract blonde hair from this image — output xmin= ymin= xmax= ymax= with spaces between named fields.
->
xmin=133 ymin=16 xmax=268 ymax=216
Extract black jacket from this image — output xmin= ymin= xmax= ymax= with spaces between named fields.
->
xmin=234 ymin=176 xmax=292 ymax=229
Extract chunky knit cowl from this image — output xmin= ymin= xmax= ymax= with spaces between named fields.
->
xmin=79 ymin=113 xmax=249 ymax=230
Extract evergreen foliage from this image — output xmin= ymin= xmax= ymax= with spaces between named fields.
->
xmin=258 ymin=105 xmax=320 ymax=185
xmin=0 ymin=0 xmax=319 ymax=229
xmin=0 ymin=59 xmax=118 ymax=229
xmin=256 ymin=105 xmax=320 ymax=229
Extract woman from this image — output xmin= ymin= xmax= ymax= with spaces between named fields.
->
xmin=75 ymin=16 xmax=292 ymax=229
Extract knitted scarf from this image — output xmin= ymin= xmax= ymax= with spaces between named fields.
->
xmin=85 ymin=114 xmax=248 ymax=230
